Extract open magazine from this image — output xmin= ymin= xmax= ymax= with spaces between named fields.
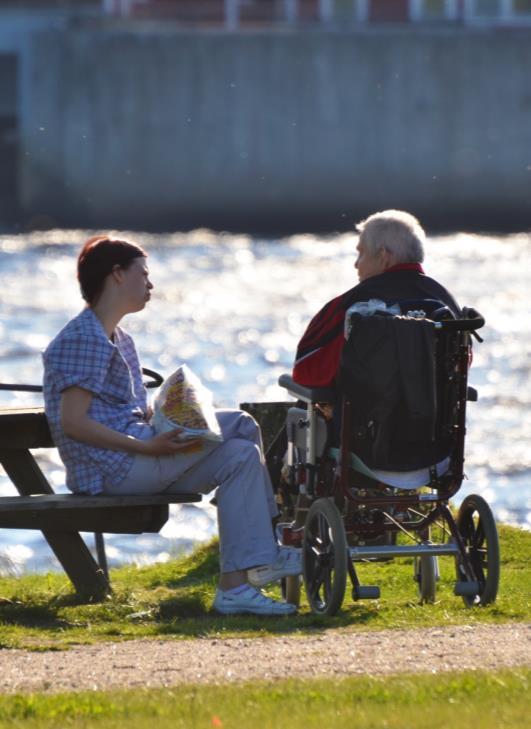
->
xmin=150 ymin=365 xmax=223 ymax=466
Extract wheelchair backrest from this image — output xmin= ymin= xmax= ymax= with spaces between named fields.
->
xmin=338 ymin=307 xmax=481 ymax=473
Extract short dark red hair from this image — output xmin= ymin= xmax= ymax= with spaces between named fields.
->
xmin=77 ymin=235 xmax=146 ymax=304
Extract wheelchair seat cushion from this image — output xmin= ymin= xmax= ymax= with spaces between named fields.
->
xmin=328 ymin=447 xmax=450 ymax=489
xmin=364 ymin=456 xmax=450 ymax=489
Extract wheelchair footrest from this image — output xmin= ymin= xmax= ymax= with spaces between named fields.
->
xmin=352 ymin=585 xmax=380 ymax=600
xmin=454 ymin=581 xmax=480 ymax=597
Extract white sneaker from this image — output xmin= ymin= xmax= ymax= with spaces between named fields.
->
xmin=213 ymin=585 xmax=297 ymax=615
xmin=247 ymin=548 xmax=302 ymax=588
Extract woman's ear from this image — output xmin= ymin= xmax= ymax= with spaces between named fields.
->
xmin=110 ymin=264 xmax=124 ymax=284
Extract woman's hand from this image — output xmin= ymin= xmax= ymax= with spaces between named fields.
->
xmin=139 ymin=429 xmax=202 ymax=457
xmin=61 ymin=387 xmax=201 ymax=457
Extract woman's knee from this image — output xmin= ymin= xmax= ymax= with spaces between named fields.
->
xmin=218 ymin=408 xmax=260 ymax=443
xmin=236 ymin=410 xmax=261 ymax=443
xmin=219 ymin=437 xmax=261 ymax=466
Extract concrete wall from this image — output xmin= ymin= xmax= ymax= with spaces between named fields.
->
xmin=19 ymin=27 xmax=531 ymax=231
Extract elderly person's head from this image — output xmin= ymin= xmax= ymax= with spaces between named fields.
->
xmin=354 ymin=210 xmax=426 ymax=282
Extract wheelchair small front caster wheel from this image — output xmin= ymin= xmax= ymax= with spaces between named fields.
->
xmin=302 ymin=498 xmax=347 ymax=616
xmin=414 ymin=554 xmax=437 ymax=604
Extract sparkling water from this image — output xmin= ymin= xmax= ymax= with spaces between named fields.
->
xmin=0 ymin=228 xmax=529 ymax=575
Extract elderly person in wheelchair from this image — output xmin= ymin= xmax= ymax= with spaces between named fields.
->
xmin=275 ymin=210 xmax=499 ymax=615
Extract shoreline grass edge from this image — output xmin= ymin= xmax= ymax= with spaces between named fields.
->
xmin=0 ymin=524 xmax=529 ymax=650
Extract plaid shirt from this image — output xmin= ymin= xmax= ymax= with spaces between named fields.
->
xmin=43 ymin=308 xmax=152 ymax=494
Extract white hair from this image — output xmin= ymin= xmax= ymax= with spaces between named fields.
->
xmin=356 ymin=210 xmax=425 ymax=264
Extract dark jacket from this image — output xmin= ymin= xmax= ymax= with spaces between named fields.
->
xmin=339 ymin=313 xmax=445 ymax=471
xmin=293 ymin=265 xmax=460 ymax=388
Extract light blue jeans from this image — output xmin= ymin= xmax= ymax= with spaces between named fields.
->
xmin=104 ymin=410 xmax=279 ymax=573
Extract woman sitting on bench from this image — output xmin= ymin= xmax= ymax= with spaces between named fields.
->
xmin=42 ymin=235 xmax=300 ymax=616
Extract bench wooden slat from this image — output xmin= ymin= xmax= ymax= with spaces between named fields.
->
xmin=0 ymin=504 xmax=169 ymax=534
xmin=0 ymin=408 xmax=53 ymax=449
xmin=0 ymin=493 xmax=202 ymax=511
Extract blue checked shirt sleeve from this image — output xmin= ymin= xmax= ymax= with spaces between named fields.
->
xmin=44 ymin=335 xmax=113 ymax=395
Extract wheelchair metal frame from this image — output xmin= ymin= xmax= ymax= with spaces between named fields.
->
xmin=277 ymin=310 xmax=500 ymax=615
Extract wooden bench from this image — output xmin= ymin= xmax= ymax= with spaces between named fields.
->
xmin=0 ymin=407 xmax=203 ymax=600
xmin=0 ymin=402 xmax=290 ymax=601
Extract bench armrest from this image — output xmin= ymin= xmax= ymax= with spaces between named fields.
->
xmin=278 ymin=374 xmax=335 ymax=404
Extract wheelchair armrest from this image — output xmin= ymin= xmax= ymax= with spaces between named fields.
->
xmin=278 ymin=374 xmax=335 ymax=404
xmin=467 ymin=385 xmax=478 ymax=402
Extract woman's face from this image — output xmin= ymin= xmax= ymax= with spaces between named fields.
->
xmin=120 ymin=257 xmax=153 ymax=313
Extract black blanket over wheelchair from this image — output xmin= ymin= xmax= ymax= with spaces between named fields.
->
xmin=338 ymin=313 xmax=449 ymax=472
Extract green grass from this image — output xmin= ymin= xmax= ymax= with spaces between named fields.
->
xmin=0 ymin=525 xmax=529 ymax=650
xmin=0 ymin=668 xmax=529 ymax=728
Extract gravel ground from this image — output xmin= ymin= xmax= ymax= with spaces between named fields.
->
xmin=1 ymin=623 xmax=529 ymax=694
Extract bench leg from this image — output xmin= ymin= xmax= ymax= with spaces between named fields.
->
xmin=94 ymin=532 xmax=109 ymax=582
xmin=44 ymin=530 xmax=110 ymax=601
xmin=0 ymin=449 xmax=110 ymax=601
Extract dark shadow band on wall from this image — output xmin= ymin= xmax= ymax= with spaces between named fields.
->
xmin=8 ymin=206 xmax=531 ymax=237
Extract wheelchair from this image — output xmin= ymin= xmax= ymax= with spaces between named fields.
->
xmin=276 ymin=305 xmax=500 ymax=615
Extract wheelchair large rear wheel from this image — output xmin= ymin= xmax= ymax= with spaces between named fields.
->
xmin=455 ymin=494 xmax=500 ymax=607
xmin=303 ymin=498 xmax=347 ymax=616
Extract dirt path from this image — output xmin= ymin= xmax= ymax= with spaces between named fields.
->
xmin=1 ymin=623 xmax=529 ymax=694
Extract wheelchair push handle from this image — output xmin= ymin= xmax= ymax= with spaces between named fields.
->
xmin=435 ymin=307 xmax=485 ymax=333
